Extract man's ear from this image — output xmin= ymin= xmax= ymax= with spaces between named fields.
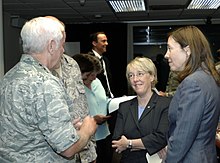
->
xmin=48 ymin=40 xmax=56 ymax=55
xmin=92 ymin=41 xmax=97 ymax=47
xmin=184 ymin=45 xmax=191 ymax=58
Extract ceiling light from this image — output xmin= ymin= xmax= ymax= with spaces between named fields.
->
xmin=187 ymin=0 xmax=220 ymax=9
xmin=107 ymin=0 xmax=146 ymax=12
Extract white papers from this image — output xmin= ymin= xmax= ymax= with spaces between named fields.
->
xmin=108 ymin=96 xmax=136 ymax=113
xmin=146 ymin=153 xmax=162 ymax=163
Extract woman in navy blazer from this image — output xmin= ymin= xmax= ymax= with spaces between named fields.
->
xmin=112 ymin=57 xmax=171 ymax=163
xmin=164 ymin=26 xmax=220 ymax=163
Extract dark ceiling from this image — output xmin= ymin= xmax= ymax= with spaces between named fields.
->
xmin=3 ymin=0 xmax=220 ymax=24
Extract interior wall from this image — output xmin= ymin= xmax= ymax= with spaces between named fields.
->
xmin=134 ymin=45 xmax=167 ymax=61
xmin=3 ymin=12 xmax=22 ymax=73
xmin=0 ymin=1 xmax=4 ymax=79
xmin=130 ymin=23 xmax=220 ymax=63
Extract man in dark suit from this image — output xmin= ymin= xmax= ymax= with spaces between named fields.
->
xmin=88 ymin=31 xmax=114 ymax=98
xmin=88 ymin=31 xmax=115 ymax=163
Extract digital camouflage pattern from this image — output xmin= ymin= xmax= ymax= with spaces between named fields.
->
xmin=0 ymin=54 xmax=79 ymax=162
xmin=54 ymin=54 xmax=97 ymax=163
xmin=166 ymin=71 xmax=180 ymax=97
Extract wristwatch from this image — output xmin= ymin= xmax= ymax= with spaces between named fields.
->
xmin=127 ymin=140 xmax=132 ymax=149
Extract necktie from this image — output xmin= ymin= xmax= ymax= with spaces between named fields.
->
xmin=99 ymin=57 xmax=113 ymax=98
xmin=100 ymin=57 xmax=104 ymax=73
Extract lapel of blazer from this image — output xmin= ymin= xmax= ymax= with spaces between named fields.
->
xmin=139 ymin=92 xmax=158 ymax=122
xmin=129 ymin=98 xmax=142 ymax=131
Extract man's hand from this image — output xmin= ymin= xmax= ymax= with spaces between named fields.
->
xmin=158 ymin=91 xmax=167 ymax=96
xmin=61 ymin=116 xmax=97 ymax=158
xmin=157 ymin=146 xmax=167 ymax=160
xmin=80 ymin=116 xmax=97 ymax=136
xmin=72 ymin=117 xmax=82 ymax=130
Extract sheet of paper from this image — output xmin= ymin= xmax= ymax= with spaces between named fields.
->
xmin=108 ymin=96 xmax=136 ymax=113
xmin=146 ymin=153 xmax=162 ymax=163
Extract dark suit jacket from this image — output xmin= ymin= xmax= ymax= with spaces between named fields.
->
xmin=88 ymin=51 xmax=113 ymax=97
xmin=112 ymin=92 xmax=171 ymax=162
xmin=166 ymin=68 xmax=220 ymax=163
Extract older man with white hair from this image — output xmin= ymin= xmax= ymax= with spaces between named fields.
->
xmin=0 ymin=16 xmax=97 ymax=162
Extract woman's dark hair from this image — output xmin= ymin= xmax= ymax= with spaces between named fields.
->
xmin=72 ymin=53 xmax=102 ymax=74
xmin=169 ymin=26 xmax=220 ymax=86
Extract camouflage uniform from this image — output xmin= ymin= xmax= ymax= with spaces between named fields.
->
xmin=216 ymin=61 xmax=220 ymax=73
xmin=53 ymin=54 xmax=97 ymax=163
xmin=0 ymin=54 xmax=79 ymax=162
xmin=165 ymin=71 xmax=180 ymax=97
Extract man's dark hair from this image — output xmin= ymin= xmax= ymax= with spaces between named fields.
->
xmin=89 ymin=31 xmax=105 ymax=43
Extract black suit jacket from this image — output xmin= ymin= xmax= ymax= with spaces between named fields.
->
xmin=112 ymin=92 xmax=171 ymax=162
xmin=88 ymin=51 xmax=113 ymax=97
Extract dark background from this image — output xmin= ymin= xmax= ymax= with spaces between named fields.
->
xmin=65 ymin=23 xmax=128 ymax=97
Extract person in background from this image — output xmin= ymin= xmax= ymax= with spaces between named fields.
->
xmin=216 ymin=123 xmax=220 ymax=163
xmin=164 ymin=26 xmax=220 ymax=163
xmin=46 ymin=15 xmax=97 ymax=163
xmin=154 ymin=53 xmax=170 ymax=92
xmin=215 ymin=49 xmax=220 ymax=73
xmin=88 ymin=31 xmax=113 ymax=98
xmin=53 ymin=54 xmax=97 ymax=163
xmin=112 ymin=57 xmax=171 ymax=163
xmin=0 ymin=17 xmax=97 ymax=162
xmin=73 ymin=53 xmax=112 ymax=163
xmin=159 ymin=71 xmax=179 ymax=97
xmin=88 ymin=31 xmax=115 ymax=162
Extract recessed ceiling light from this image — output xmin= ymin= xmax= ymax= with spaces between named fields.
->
xmin=107 ymin=0 xmax=146 ymax=12
xmin=187 ymin=0 xmax=220 ymax=9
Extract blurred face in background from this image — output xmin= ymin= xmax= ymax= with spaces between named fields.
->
xmin=82 ymin=71 xmax=98 ymax=88
xmin=93 ymin=34 xmax=108 ymax=55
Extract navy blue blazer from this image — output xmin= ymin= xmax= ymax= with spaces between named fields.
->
xmin=112 ymin=92 xmax=171 ymax=162
xmin=166 ymin=68 xmax=220 ymax=163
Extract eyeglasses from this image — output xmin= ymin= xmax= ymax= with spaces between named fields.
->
xmin=128 ymin=72 xmax=146 ymax=79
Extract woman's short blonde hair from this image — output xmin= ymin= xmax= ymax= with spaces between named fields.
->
xmin=126 ymin=57 xmax=158 ymax=87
